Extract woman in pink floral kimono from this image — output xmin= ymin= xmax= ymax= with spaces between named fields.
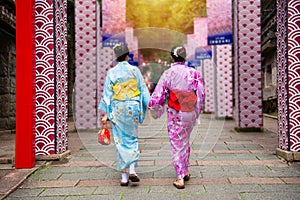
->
xmin=148 ymin=46 xmax=205 ymax=189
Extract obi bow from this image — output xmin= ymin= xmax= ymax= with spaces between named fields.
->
xmin=112 ymin=78 xmax=141 ymax=100
xmin=168 ymin=90 xmax=197 ymax=112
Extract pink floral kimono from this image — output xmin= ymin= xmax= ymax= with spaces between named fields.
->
xmin=148 ymin=62 xmax=205 ymax=179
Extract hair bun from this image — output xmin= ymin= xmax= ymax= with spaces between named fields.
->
xmin=171 ymin=46 xmax=186 ymax=62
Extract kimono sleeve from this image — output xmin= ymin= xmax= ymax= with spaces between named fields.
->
xmin=135 ymin=68 xmax=150 ymax=123
xmin=147 ymin=71 xmax=169 ymax=118
xmin=194 ymin=72 xmax=205 ymax=116
xmin=98 ymin=71 xmax=114 ymax=121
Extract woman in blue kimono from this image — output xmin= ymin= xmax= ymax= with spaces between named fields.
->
xmin=98 ymin=44 xmax=150 ymax=186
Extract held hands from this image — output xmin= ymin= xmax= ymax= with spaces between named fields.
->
xmin=149 ymin=105 xmax=164 ymax=119
xmin=150 ymin=110 xmax=159 ymax=119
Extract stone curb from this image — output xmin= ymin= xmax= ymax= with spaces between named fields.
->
xmin=0 ymin=166 xmax=39 ymax=200
xmin=263 ymin=113 xmax=278 ymax=119
xmin=276 ymin=148 xmax=300 ymax=162
xmin=0 ymin=157 xmax=13 ymax=164
xmin=36 ymin=150 xmax=71 ymax=161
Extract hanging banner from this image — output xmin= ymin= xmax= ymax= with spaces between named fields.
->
xmin=207 ymin=0 xmax=232 ymax=45
xmin=186 ymin=59 xmax=201 ymax=68
xmin=195 ymin=46 xmax=212 ymax=60
xmin=102 ymin=34 xmax=126 ymax=47
xmin=207 ymin=32 xmax=232 ymax=45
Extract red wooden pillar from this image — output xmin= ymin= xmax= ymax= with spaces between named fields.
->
xmin=15 ymin=0 xmax=36 ymax=168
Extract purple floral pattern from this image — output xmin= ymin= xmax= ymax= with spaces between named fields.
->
xmin=148 ymin=62 xmax=205 ymax=179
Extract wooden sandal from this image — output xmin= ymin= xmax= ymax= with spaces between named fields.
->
xmin=173 ymin=179 xmax=185 ymax=189
xmin=183 ymin=173 xmax=191 ymax=181
xmin=120 ymin=181 xmax=129 ymax=186
xmin=129 ymin=174 xmax=140 ymax=182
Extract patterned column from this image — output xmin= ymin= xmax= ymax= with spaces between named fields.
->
xmin=96 ymin=44 xmax=114 ymax=129
xmin=186 ymin=17 xmax=208 ymax=60
xmin=102 ymin=0 xmax=126 ymax=35
xmin=194 ymin=18 xmax=208 ymax=47
xmin=74 ymin=0 xmax=98 ymax=129
xmin=277 ymin=0 xmax=300 ymax=152
xmin=203 ymin=59 xmax=215 ymax=113
xmin=207 ymin=0 xmax=233 ymax=118
xmin=186 ymin=34 xmax=197 ymax=59
xmin=234 ymin=0 xmax=263 ymax=129
xmin=215 ymin=45 xmax=233 ymax=117
xmin=35 ymin=0 xmax=68 ymax=155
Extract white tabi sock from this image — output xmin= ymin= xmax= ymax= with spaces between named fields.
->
xmin=129 ymin=163 xmax=136 ymax=175
xmin=121 ymin=173 xmax=128 ymax=183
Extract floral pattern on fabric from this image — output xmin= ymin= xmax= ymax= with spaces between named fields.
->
xmin=148 ymin=62 xmax=205 ymax=179
xmin=98 ymin=61 xmax=150 ymax=171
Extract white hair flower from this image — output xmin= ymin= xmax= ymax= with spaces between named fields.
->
xmin=173 ymin=46 xmax=182 ymax=57
xmin=113 ymin=44 xmax=121 ymax=50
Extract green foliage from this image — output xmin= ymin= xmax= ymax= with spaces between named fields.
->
xmin=126 ymin=0 xmax=206 ymax=58
xmin=67 ymin=0 xmax=74 ymax=44
xmin=126 ymin=0 xmax=206 ymax=34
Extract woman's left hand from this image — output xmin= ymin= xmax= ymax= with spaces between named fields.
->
xmin=101 ymin=114 xmax=108 ymax=127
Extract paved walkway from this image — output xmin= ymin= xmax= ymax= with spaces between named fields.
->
xmin=1 ymin=114 xmax=300 ymax=200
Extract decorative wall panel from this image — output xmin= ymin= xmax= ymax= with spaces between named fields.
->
xmin=102 ymin=0 xmax=126 ymax=35
xmin=277 ymin=0 xmax=300 ymax=151
xmin=35 ymin=0 xmax=55 ymax=155
xmin=215 ymin=45 xmax=233 ymax=117
xmin=194 ymin=18 xmax=208 ymax=47
xmin=96 ymin=44 xmax=114 ymax=127
xmin=234 ymin=0 xmax=263 ymax=128
xmin=74 ymin=0 xmax=97 ymax=129
xmin=54 ymin=0 xmax=68 ymax=153
xmin=35 ymin=0 xmax=68 ymax=155
xmin=287 ymin=0 xmax=300 ymax=152
xmin=207 ymin=0 xmax=232 ymax=41
xmin=186 ymin=34 xmax=197 ymax=59
xmin=207 ymin=0 xmax=233 ymax=118
xmin=186 ymin=18 xmax=208 ymax=59
xmin=277 ymin=0 xmax=289 ymax=150
xmin=203 ymin=59 xmax=215 ymax=113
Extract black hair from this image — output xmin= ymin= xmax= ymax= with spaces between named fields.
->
xmin=113 ymin=44 xmax=129 ymax=62
xmin=170 ymin=46 xmax=186 ymax=62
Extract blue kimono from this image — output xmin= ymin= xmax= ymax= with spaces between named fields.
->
xmin=98 ymin=61 xmax=150 ymax=171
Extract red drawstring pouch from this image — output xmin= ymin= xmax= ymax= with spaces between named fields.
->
xmin=98 ymin=127 xmax=111 ymax=145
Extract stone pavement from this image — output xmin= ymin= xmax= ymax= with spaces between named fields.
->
xmin=1 ymin=113 xmax=300 ymax=200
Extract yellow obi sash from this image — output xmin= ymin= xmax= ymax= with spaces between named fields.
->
xmin=112 ymin=78 xmax=141 ymax=100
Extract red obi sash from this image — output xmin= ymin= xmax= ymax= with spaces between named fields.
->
xmin=168 ymin=90 xmax=197 ymax=112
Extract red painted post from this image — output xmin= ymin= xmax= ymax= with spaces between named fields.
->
xmin=15 ymin=0 xmax=36 ymax=168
